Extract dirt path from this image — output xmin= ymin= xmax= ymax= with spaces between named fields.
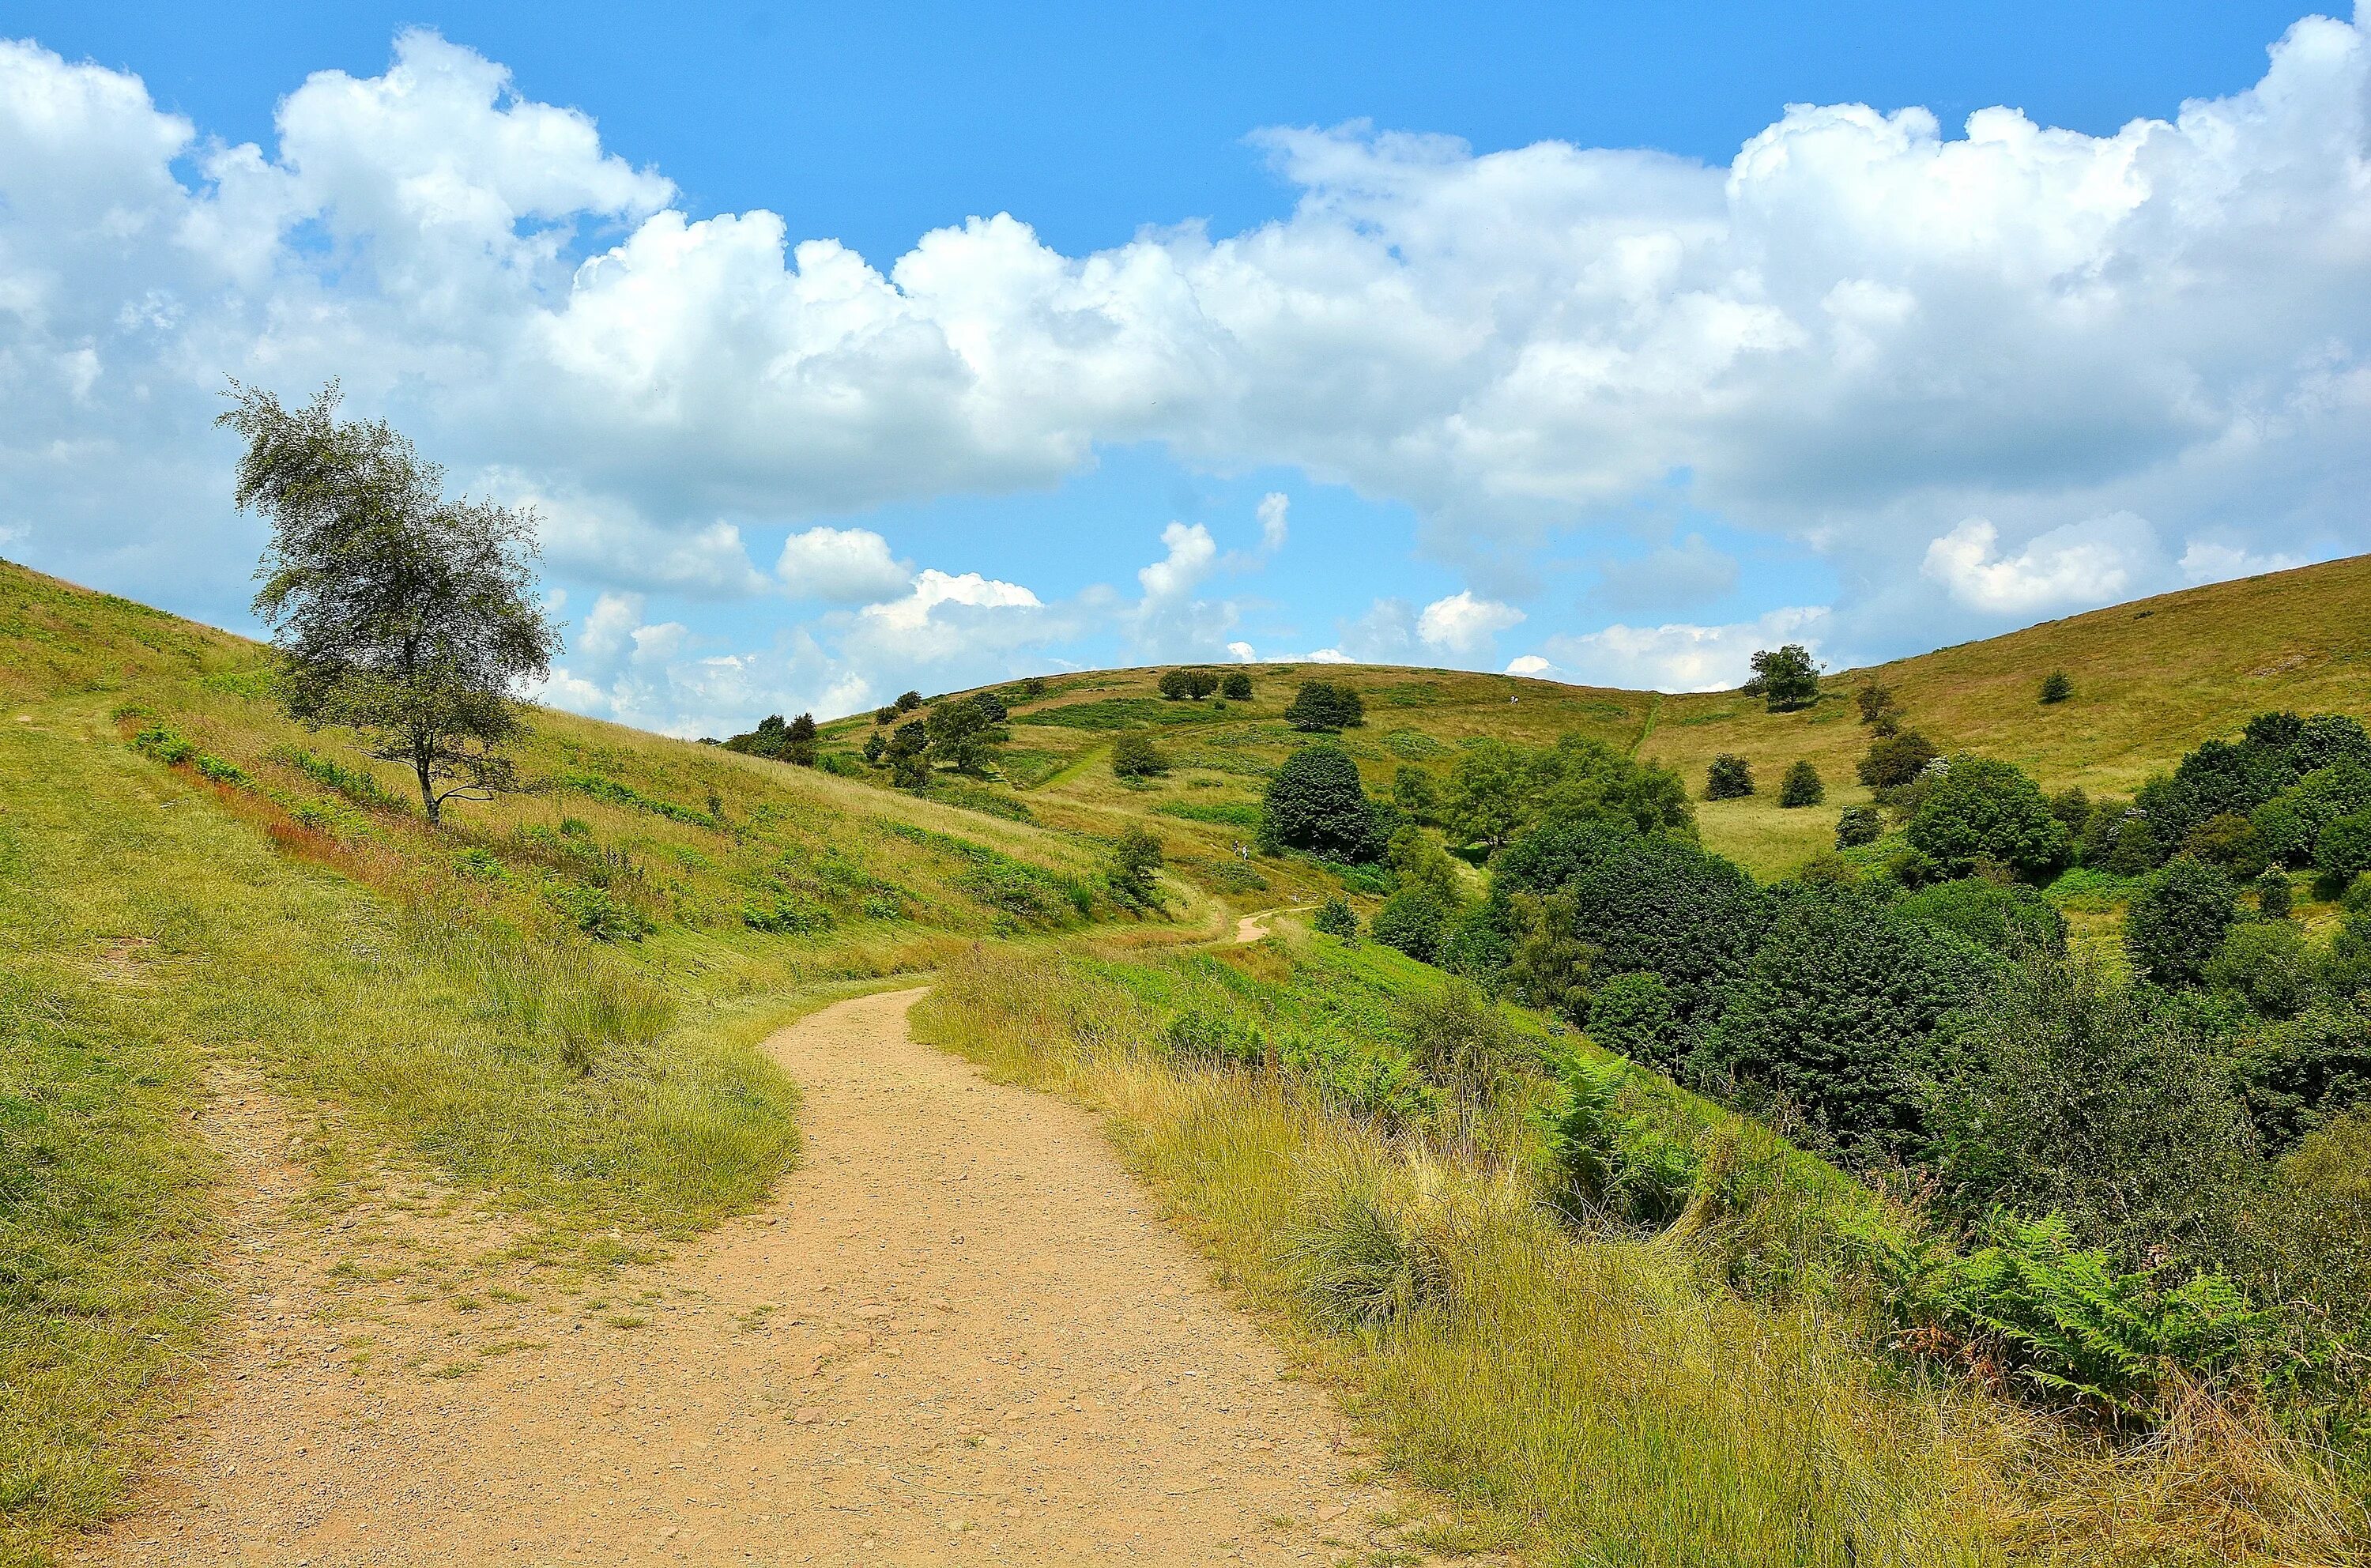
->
xmin=1231 ymin=906 xmax=1312 ymax=944
xmin=81 ymin=990 xmax=1437 ymax=1566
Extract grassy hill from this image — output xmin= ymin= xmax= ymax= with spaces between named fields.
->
xmin=819 ymin=552 xmax=2371 ymax=883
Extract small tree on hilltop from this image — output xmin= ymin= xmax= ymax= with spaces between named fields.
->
xmin=1222 ymin=671 xmax=1253 ymax=701
xmin=1110 ymin=730 xmax=1168 ymax=780
xmin=1743 ymin=644 xmax=1821 ymax=712
xmin=2039 ymin=670 xmax=2073 ymax=705
xmin=895 ymin=689 xmax=922 ymax=713
xmin=1285 ymin=679 xmax=1363 ymax=732
xmin=1778 ymin=760 xmax=1825 ymax=808
xmin=1157 ymin=669 xmax=1192 ymax=700
xmin=223 ymin=383 xmax=559 ymax=825
xmin=1185 ymin=669 xmax=1220 ymax=699
xmin=1705 ymin=754 xmax=1755 ymax=801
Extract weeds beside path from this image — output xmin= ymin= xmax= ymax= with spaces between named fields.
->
xmin=74 ymin=990 xmax=1451 ymax=1566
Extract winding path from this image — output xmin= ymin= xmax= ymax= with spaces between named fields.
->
xmin=80 ymin=989 xmax=1431 ymax=1565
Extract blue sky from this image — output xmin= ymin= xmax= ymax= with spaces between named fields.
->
xmin=2 ymin=2 xmax=2364 ymax=731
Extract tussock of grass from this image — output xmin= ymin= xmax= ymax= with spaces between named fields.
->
xmin=914 ymin=944 xmax=2365 ymax=1566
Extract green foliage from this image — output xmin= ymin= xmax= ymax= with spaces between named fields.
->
xmin=1157 ymin=668 xmax=1221 ymax=700
xmin=2124 ymin=856 xmax=2238 ymax=986
xmin=222 ymin=382 xmax=559 ymax=824
xmin=1391 ymin=977 xmax=1521 ymax=1095
xmin=270 ymin=744 xmax=408 ymax=811
xmin=895 ymin=689 xmax=922 ymax=712
xmin=2207 ymin=920 xmax=2320 ymax=1017
xmin=2038 ymin=670 xmax=2072 ymax=704
xmin=1389 ymin=763 xmax=1438 ymax=822
xmin=1894 ymin=878 xmax=2067 ymax=957
xmin=2182 ymin=811 xmax=2265 ymax=877
xmin=1283 ymin=679 xmax=1365 ymax=732
xmin=1383 ymin=824 xmax=1464 ymax=909
xmin=1311 ymin=895 xmax=1359 ymax=940
xmin=2256 ymin=865 xmax=2294 ymax=919
xmin=1857 ymin=729 xmax=1939 ymax=792
xmin=1702 ymin=885 xmax=1986 ymax=1162
xmin=2237 ymin=999 xmax=2371 ymax=1151
xmin=1110 ymin=729 xmax=1169 ymax=779
xmin=1777 ymin=760 xmax=1824 ymax=808
xmin=130 ymin=724 xmax=251 ymax=789
xmin=1220 ymin=671 xmax=1253 ymax=701
xmin=1586 ymin=972 xmax=1687 ymax=1073
xmin=1447 ymin=734 xmax=1693 ymax=849
xmin=741 ymin=888 xmax=833 ymax=935
xmin=1742 ymin=643 xmax=1821 ymax=711
xmin=1905 ymin=754 xmax=2069 ymax=879
xmin=924 ymin=695 xmax=1008 ymax=776
xmin=1106 ymin=827 xmax=1166 ymax=909
xmin=540 ymin=880 xmax=654 ymax=942
xmin=722 ymin=711 xmax=819 ymax=765
xmin=1834 ymin=805 xmax=1883 ymax=848
xmin=1543 ymin=1058 xmax=1700 ymax=1227
xmin=1854 ymin=681 xmax=1898 ymax=727
xmin=1258 ymin=744 xmax=1384 ymax=862
xmin=2316 ymin=809 xmax=2371 ymax=888
xmin=1922 ymin=953 xmax=2262 ymax=1268
xmin=2251 ymin=760 xmax=2371 ymax=867
xmin=1370 ymin=886 xmax=1451 ymax=964
xmin=1153 ymin=798 xmax=1258 ymax=827
xmin=1704 ymin=752 xmax=1754 ymax=800
xmin=562 ymin=773 xmax=722 ymax=830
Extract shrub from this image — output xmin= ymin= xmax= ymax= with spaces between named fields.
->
xmin=1110 ymin=730 xmax=1169 ymax=779
xmin=1390 ymin=764 xmax=1438 ymax=822
xmin=924 ymin=695 xmax=1008 ymax=776
xmin=1701 ymin=885 xmax=1987 ymax=1161
xmin=1921 ymin=954 xmax=2264 ymax=1270
xmin=1856 ymin=729 xmax=1938 ymax=792
xmin=1542 ymin=1058 xmax=1699 ymax=1227
xmin=895 ymin=689 xmax=922 ymax=712
xmin=1448 ymin=734 xmax=1693 ymax=849
xmin=2250 ymin=761 xmax=2371 ymax=865
xmin=2125 ymin=856 xmax=2238 ymax=986
xmin=1905 ymin=754 xmax=2068 ymax=879
xmin=873 ymin=705 xmax=896 ymax=726
xmin=1777 ymin=760 xmax=1824 ymax=808
xmin=1370 ymin=887 xmax=1451 ymax=964
xmin=2207 ymin=920 xmax=2319 ymax=1019
xmin=1107 ymin=827 xmax=1165 ymax=908
xmin=1287 ymin=1171 xmax=1452 ymax=1329
xmin=1704 ymin=753 xmax=1754 ymax=800
xmin=1220 ymin=671 xmax=1253 ymax=701
xmin=861 ymin=731 xmax=887 ymax=765
xmin=742 ymin=889 xmax=833 ymax=935
xmin=1834 ymin=805 xmax=1882 ymax=848
xmin=1155 ymin=668 xmax=1218 ymax=699
xmin=1311 ymin=896 xmax=1359 ymax=940
xmin=2182 ymin=812 xmax=2265 ymax=877
xmin=1492 ymin=819 xmax=1769 ymax=1031
xmin=2315 ymin=809 xmax=2371 ymax=889
xmin=2255 ymin=865 xmax=2293 ymax=920
xmin=1284 ymin=680 xmax=1364 ymax=732
xmin=1742 ymin=643 xmax=1821 ymax=711
xmin=542 ymin=880 xmax=653 ymax=942
xmin=1163 ymin=1008 xmax=1265 ymax=1068
xmin=2103 ymin=809 xmax=2164 ymax=876
xmin=1894 ymin=878 xmax=2066 ymax=957
xmin=1586 ymin=972 xmax=1687 ymax=1072
xmin=2038 ymin=670 xmax=2072 ymax=704
xmin=1258 ymin=745 xmax=1384 ymax=862
xmin=2237 ymin=999 xmax=2371 ymax=1150
xmin=1393 ymin=978 xmax=1520 ymax=1095
xmin=1854 ymin=681 xmax=1897 ymax=726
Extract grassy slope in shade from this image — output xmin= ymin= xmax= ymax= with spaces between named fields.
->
xmin=0 ymin=556 xmax=1178 ymax=1564
xmin=848 ymin=552 xmax=2371 ymax=880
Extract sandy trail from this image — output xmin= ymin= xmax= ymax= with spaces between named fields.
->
xmin=81 ymin=989 xmax=1434 ymax=1566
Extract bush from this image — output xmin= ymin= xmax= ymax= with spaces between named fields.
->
xmin=1921 ymin=953 xmax=2264 ymax=1271
xmin=1777 ymin=760 xmax=1824 ymax=808
xmin=1704 ymin=753 xmax=1754 ymax=800
xmin=1448 ymin=734 xmax=1693 ymax=849
xmin=1110 ymin=730 xmax=1169 ymax=779
xmin=542 ymin=880 xmax=653 ymax=942
xmin=1586 ymin=972 xmax=1687 ymax=1072
xmin=2183 ymin=812 xmax=2265 ymax=877
xmin=1390 ymin=764 xmax=1438 ymax=822
xmin=1856 ymin=729 xmax=1938 ymax=792
xmin=1834 ymin=805 xmax=1882 ymax=848
xmin=895 ymin=689 xmax=922 ymax=712
xmin=1894 ymin=878 xmax=2066 ymax=957
xmin=1370 ymin=887 xmax=1451 ymax=964
xmin=2250 ymin=760 xmax=2371 ymax=866
xmin=1311 ymin=896 xmax=1358 ymax=940
xmin=1854 ymin=681 xmax=1897 ymax=726
xmin=1107 ymin=827 xmax=1165 ymax=907
xmin=1284 ymin=680 xmax=1364 ymax=732
xmin=2124 ymin=856 xmax=2238 ymax=986
xmin=1220 ymin=671 xmax=1253 ymax=701
xmin=2038 ymin=670 xmax=2071 ymax=704
xmin=2315 ymin=809 xmax=2371 ymax=889
xmin=2237 ymin=999 xmax=2371 ymax=1150
xmin=1259 ymin=745 xmax=1384 ymax=862
xmin=1393 ymin=978 xmax=1520 ymax=1095
xmin=2256 ymin=865 xmax=2293 ymax=919
xmin=1905 ymin=754 xmax=2068 ymax=879
xmin=1700 ymin=885 xmax=1987 ymax=1161
xmin=1743 ymin=643 xmax=1821 ymax=711
xmin=1543 ymin=1059 xmax=1699 ymax=1227
xmin=2207 ymin=920 xmax=2319 ymax=1018
xmin=1157 ymin=668 xmax=1221 ymax=700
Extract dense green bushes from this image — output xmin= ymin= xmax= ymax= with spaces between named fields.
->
xmin=2124 ymin=856 xmax=2237 ymax=985
xmin=1258 ymin=744 xmax=1385 ymax=861
xmin=1446 ymin=735 xmax=1691 ymax=850
xmin=1705 ymin=753 xmax=1753 ymax=800
xmin=1905 ymin=754 xmax=2069 ymax=877
xmin=1283 ymin=679 xmax=1364 ymax=731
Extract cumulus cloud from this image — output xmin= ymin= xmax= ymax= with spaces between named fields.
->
xmin=6 ymin=16 xmax=2371 ymax=727
xmin=1514 ymin=607 xmax=1829 ymax=692
xmin=776 ymin=526 xmax=914 ymax=602
xmin=1257 ymin=492 xmax=1290 ymax=554
xmin=1417 ymin=590 xmax=1526 ymax=654
xmin=1589 ymin=533 xmax=1740 ymax=614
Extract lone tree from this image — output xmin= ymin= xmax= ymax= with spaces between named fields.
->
xmin=1705 ymin=753 xmax=1755 ymax=801
xmin=1743 ymin=644 xmax=1822 ymax=712
xmin=223 ymin=383 xmax=559 ymax=825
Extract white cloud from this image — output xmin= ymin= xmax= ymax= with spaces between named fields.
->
xmin=1517 ymin=607 xmax=1828 ymax=692
xmin=1417 ymin=590 xmax=1525 ymax=654
xmin=1921 ymin=514 xmax=2157 ymax=614
xmin=1226 ymin=639 xmax=1257 ymax=662
xmin=1257 ymin=492 xmax=1290 ymax=554
xmin=776 ymin=526 xmax=913 ymax=602
xmin=2179 ymin=539 xmax=2309 ymax=585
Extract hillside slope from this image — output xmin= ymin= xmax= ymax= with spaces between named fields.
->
xmin=825 ymin=552 xmax=2371 ymax=879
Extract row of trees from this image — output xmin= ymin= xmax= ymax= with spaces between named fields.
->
xmin=1158 ymin=668 xmax=1254 ymax=701
xmin=1704 ymin=752 xmax=1824 ymax=807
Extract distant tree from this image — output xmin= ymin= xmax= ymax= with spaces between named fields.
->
xmin=1019 ymin=676 xmax=1049 ymax=699
xmin=785 ymin=712 xmax=818 ymax=766
xmin=888 ymin=719 xmax=930 ymax=790
xmin=1834 ymin=805 xmax=1883 ymax=848
xmin=1186 ymin=669 xmax=1220 ymax=699
xmin=1905 ymin=754 xmax=2069 ymax=879
xmin=1107 ymin=827 xmax=1165 ymax=907
xmin=2038 ymin=670 xmax=2073 ymax=705
xmin=1857 ymin=729 xmax=1939 ymax=792
xmin=2318 ymin=810 xmax=2371 ymax=891
xmin=1854 ymin=682 xmax=1898 ymax=726
xmin=2125 ymin=856 xmax=2238 ymax=986
xmin=925 ymin=696 xmax=1007 ymax=777
xmin=1705 ymin=753 xmax=1755 ymax=801
xmin=1284 ymin=679 xmax=1364 ymax=732
xmin=895 ymin=689 xmax=923 ymax=713
xmin=1445 ymin=739 xmax=1528 ymax=847
xmin=861 ymin=731 xmax=888 ymax=767
xmin=2206 ymin=921 xmax=2318 ymax=1018
xmin=1157 ymin=669 xmax=1192 ymax=700
xmin=1221 ymin=671 xmax=1253 ymax=701
xmin=1777 ymin=760 xmax=1826 ymax=808
xmin=873 ymin=706 xmax=897 ymax=726
xmin=2049 ymin=786 xmax=2090 ymax=842
xmin=1370 ymin=886 xmax=1451 ymax=963
xmin=1743 ymin=644 xmax=1822 ymax=712
xmin=222 ymin=382 xmax=559 ymax=825
xmin=2104 ymin=810 xmax=2166 ymax=876
xmin=972 ymin=692 xmax=1008 ymax=724
xmin=1391 ymin=764 xmax=1439 ymax=823
xmin=1385 ymin=824 xmax=1464 ymax=909
xmin=2256 ymin=865 xmax=2294 ymax=920
xmin=2182 ymin=812 xmax=2264 ymax=877
xmin=1110 ymin=730 xmax=1169 ymax=779
xmin=1259 ymin=744 xmax=1385 ymax=861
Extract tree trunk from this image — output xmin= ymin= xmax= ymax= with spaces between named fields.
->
xmin=417 ymin=753 xmax=439 ymax=824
